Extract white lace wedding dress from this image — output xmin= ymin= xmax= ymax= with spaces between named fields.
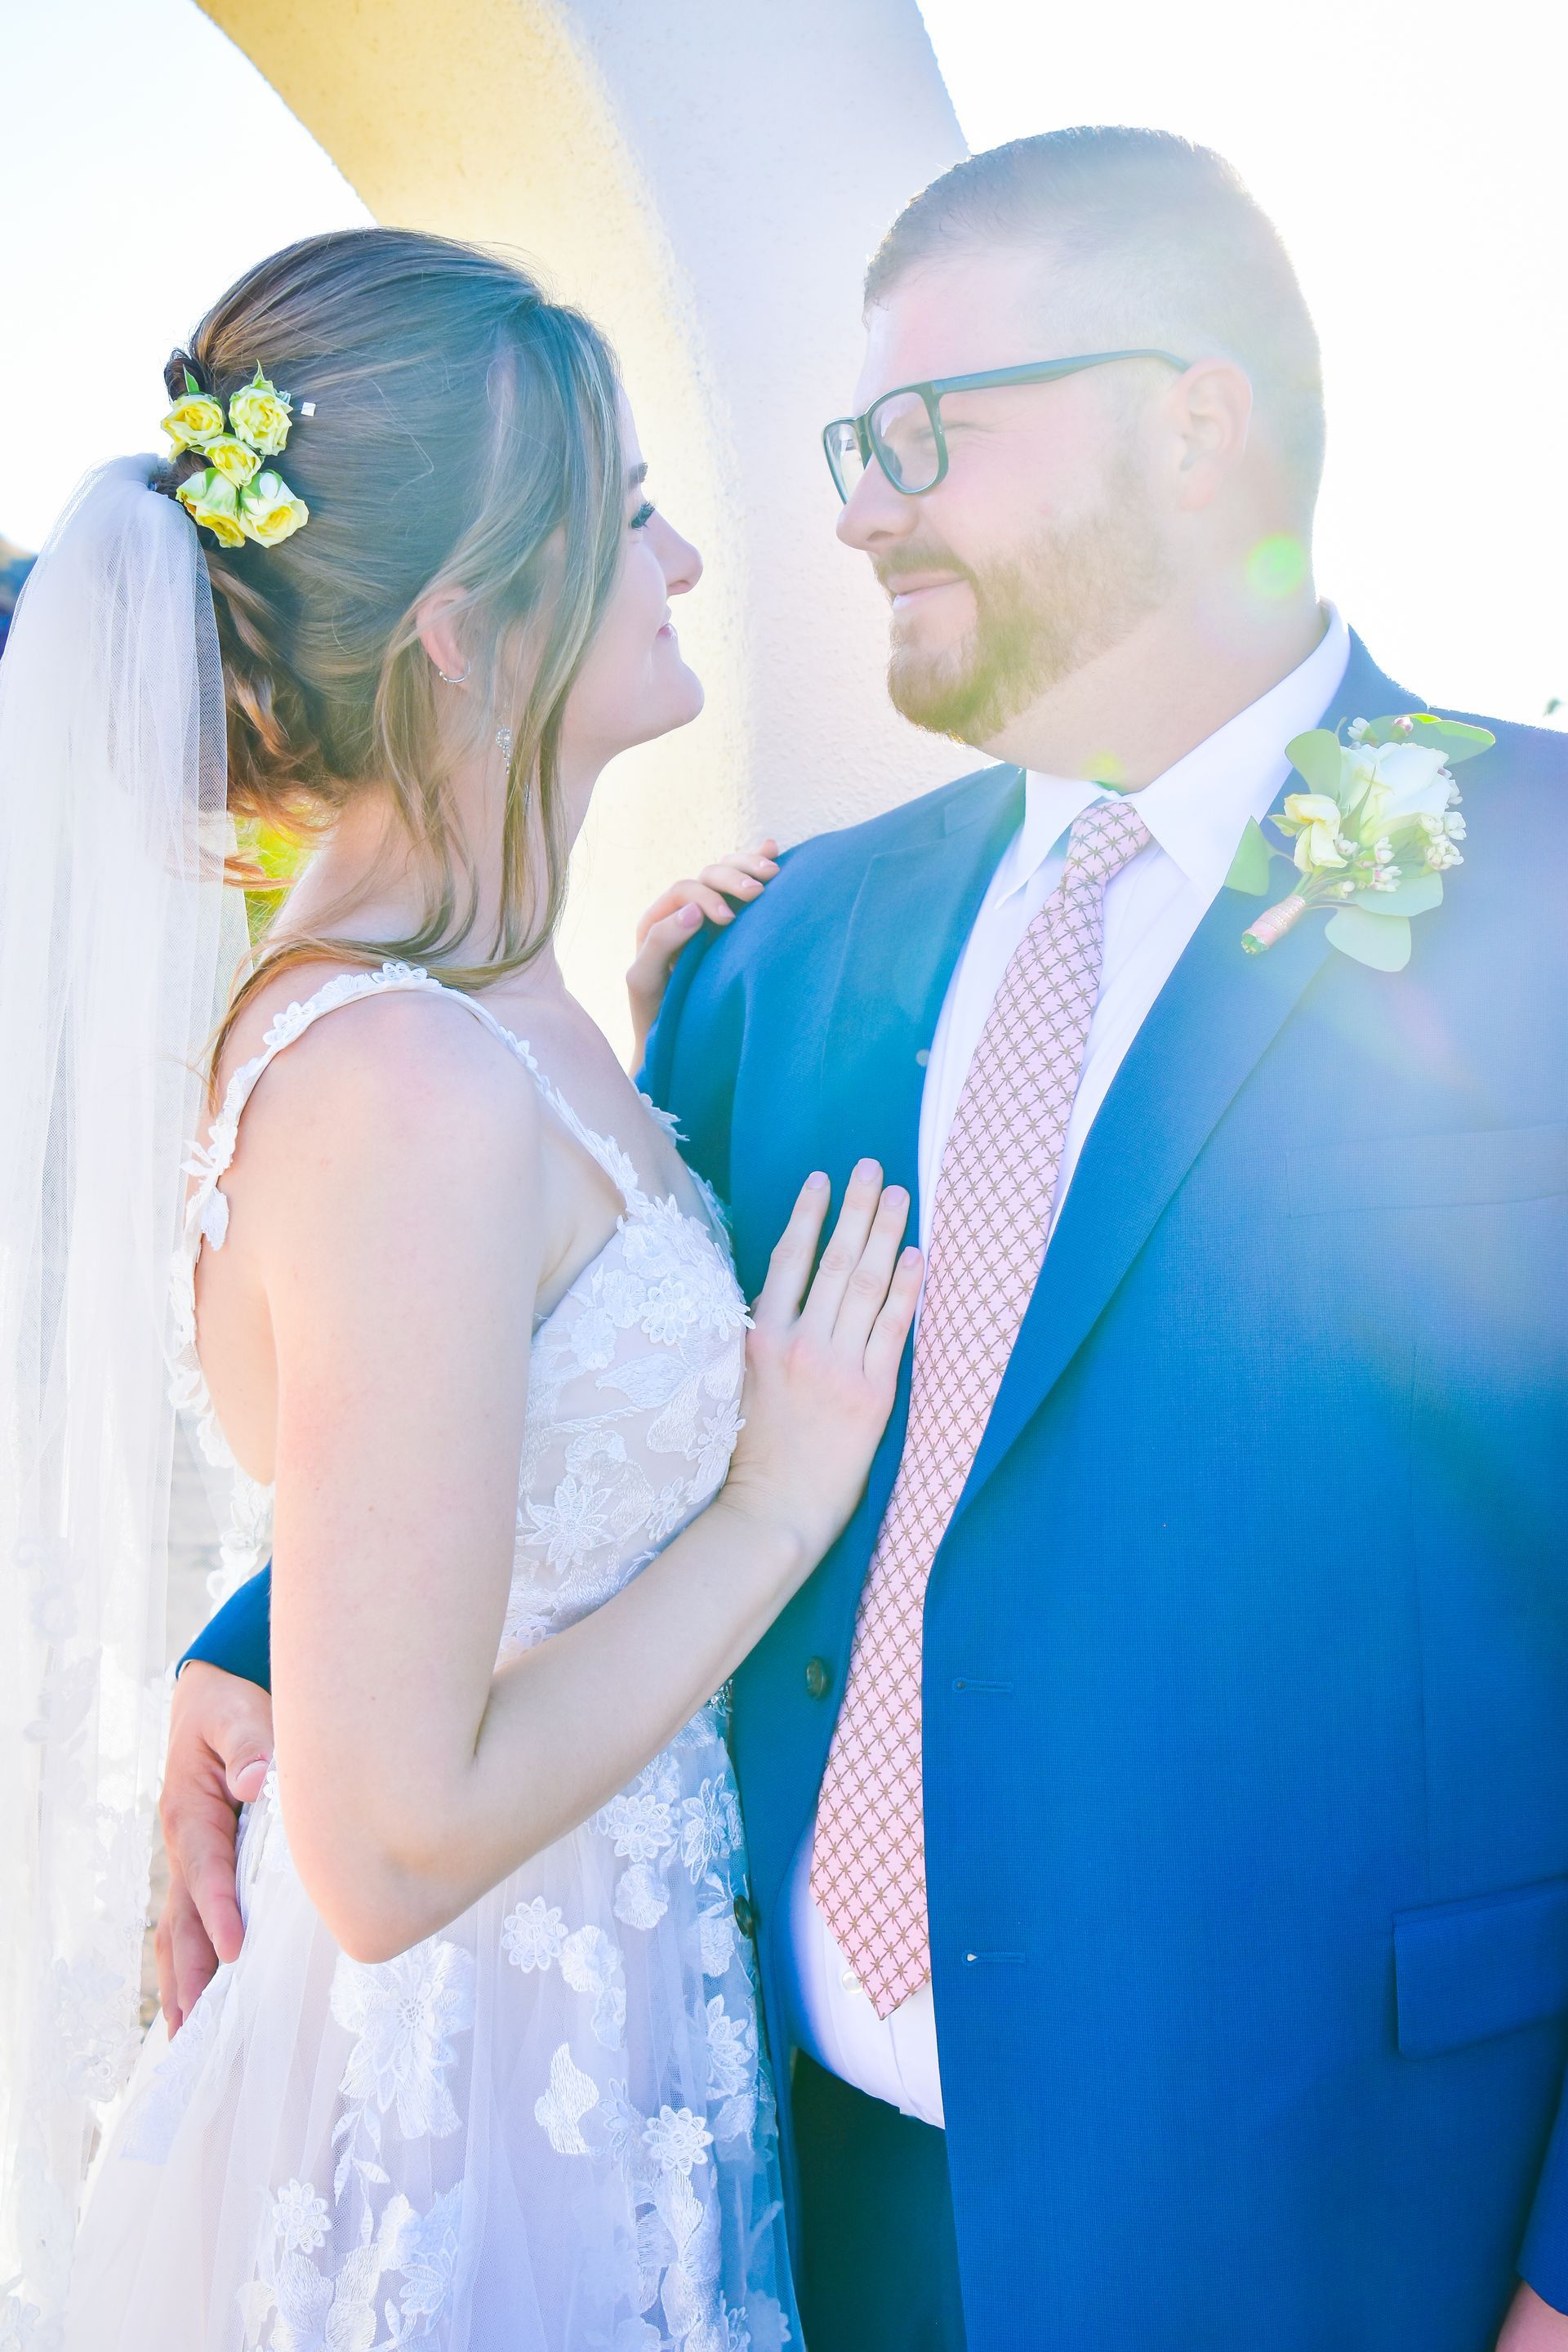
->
xmin=65 ymin=964 xmax=796 ymax=2352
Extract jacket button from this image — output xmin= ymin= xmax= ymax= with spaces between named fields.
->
xmin=733 ymin=1895 xmax=758 ymax=1938
xmin=804 ymin=1657 xmax=831 ymax=1699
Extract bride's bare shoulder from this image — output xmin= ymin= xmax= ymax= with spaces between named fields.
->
xmin=210 ymin=957 xmax=544 ymax=1175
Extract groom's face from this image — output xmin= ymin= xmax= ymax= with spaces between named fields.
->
xmin=837 ymin=247 xmax=1174 ymax=747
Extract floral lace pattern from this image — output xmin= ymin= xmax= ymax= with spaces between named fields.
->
xmin=68 ymin=966 xmax=794 ymax=2352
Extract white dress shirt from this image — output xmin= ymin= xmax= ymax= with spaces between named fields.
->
xmin=784 ymin=607 xmax=1352 ymax=2131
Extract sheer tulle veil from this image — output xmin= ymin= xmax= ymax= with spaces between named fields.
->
xmin=0 ymin=457 xmax=247 ymax=2338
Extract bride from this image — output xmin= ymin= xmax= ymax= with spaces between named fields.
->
xmin=0 ymin=225 xmax=920 ymax=2350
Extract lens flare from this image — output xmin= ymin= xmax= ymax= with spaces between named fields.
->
xmin=1246 ymin=534 xmax=1308 ymax=601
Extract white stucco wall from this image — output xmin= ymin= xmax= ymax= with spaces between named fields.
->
xmin=556 ymin=2 xmax=971 ymax=1043
xmin=200 ymin=0 xmax=970 ymax=1046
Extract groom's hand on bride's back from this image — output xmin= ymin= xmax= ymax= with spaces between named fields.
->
xmin=626 ymin=839 xmax=780 ymax=1067
xmin=155 ymin=1661 xmax=274 ymax=2034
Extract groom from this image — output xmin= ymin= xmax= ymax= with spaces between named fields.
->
xmin=165 ymin=130 xmax=1566 ymax=2349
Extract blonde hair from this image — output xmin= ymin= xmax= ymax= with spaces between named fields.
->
xmin=153 ymin=226 xmax=625 ymax=1077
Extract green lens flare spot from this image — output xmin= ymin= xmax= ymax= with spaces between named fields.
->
xmin=1246 ymin=534 xmax=1308 ymax=602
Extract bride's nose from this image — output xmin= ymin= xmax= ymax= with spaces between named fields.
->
xmin=655 ymin=512 xmax=702 ymax=596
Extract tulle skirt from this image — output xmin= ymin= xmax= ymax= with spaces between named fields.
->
xmin=66 ymin=1709 xmax=797 ymax=2352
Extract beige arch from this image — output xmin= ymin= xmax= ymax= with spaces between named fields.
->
xmin=200 ymin=0 xmax=967 ymax=1045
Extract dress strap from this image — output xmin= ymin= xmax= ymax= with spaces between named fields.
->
xmin=178 ymin=964 xmax=456 ymax=1265
xmin=443 ymin=991 xmax=648 ymax=1209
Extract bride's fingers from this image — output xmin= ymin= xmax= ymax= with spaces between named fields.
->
xmin=798 ymin=1160 xmax=885 ymax=1338
xmin=647 ymin=882 xmax=741 ymax=943
xmin=627 ymin=903 xmax=704 ymax=1013
xmin=635 ymin=882 xmax=719 ymax=951
xmin=636 ymin=856 xmax=777 ymax=951
xmin=634 ymin=889 xmax=687 ymax=948
xmin=698 ymin=854 xmax=778 ymax=901
xmin=827 ymin=1183 xmax=912 ymax=1356
xmin=865 ymin=1245 xmax=924 ymax=1386
xmin=696 ymin=868 xmax=764 ymax=911
xmin=753 ymin=1173 xmax=832 ymax=1329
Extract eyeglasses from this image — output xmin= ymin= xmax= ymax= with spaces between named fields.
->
xmin=822 ymin=350 xmax=1192 ymax=503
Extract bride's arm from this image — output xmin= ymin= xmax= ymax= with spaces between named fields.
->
xmin=242 ymin=996 xmax=915 ymax=1963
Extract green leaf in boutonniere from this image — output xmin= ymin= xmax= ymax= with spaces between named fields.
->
xmin=1322 ymin=905 xmax=1411 ymax=970
xmin=1279 ymin=727 xmax=1345 ymax=799
xmin=1357 ymin=871 xmax=1444 ymax=920
xmin=1223 ymin=816 xmax=1276 ymax=896
xmin=1241 ymin=711 xmax=1492 ymax=968
xmin=1356 ymin=712 xmax=1494 ymax=764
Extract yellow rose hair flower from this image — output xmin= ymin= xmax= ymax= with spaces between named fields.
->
xmin=204 ymin=434 xmax=262 ymax=488
xmin=176 ymin=468 xmax=247 ymax=550
xmin=166 ymin=363 xmax=311 ymax=550
xmin=238 ymin=470 xmax=309 ymax=548
xmin=228 ymin=365 xmax=293 ymax=458
xmin=160 ymin=389 xmax=225 ymax=454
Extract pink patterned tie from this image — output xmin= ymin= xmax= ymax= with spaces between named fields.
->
xmin=811 ymin=795 xmax=1152 ymax=2018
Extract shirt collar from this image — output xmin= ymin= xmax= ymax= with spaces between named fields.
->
xmin=1004 ymin=604 xmax=1352 ymax=902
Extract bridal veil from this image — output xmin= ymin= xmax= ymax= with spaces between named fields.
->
xmin=0 ymin=458 xmax=244 ymax=2338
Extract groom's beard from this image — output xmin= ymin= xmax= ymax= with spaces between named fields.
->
xmin=882 ymin=456 xmax=1174 ymax=746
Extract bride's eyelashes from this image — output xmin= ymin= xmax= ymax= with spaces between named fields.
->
xmin=630 ymin=498 xmax=656 ymax=531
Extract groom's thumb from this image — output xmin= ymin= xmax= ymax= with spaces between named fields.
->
xmin=207 ymin=1678 xmax=275 ymax=1805
xmin=227 ymin=1753 xmax=270 ymax=1805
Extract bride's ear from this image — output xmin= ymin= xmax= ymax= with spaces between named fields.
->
xmin=415 ymin=586 xmax=472 ymax=686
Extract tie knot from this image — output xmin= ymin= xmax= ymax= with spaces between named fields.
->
xmin=1064 ymin=795 xmax=1152 ymax=888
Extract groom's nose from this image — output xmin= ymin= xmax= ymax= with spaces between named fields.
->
xmin=835 ymin=456 xmax=922 ymax=557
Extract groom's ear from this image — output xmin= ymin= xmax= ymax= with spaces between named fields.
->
xmin=1168 ymin=357 xmax=1254 ymax=511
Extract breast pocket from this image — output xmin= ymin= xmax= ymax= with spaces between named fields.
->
xmin=1286 ymin=1125 xmax=1568 ymax=1217
xmin=1395 ymin=1876 xmax=1568 ymax=2060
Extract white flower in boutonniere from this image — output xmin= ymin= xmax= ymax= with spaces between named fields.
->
xmin=1226 ymin=710 xmax=1493 ymax=970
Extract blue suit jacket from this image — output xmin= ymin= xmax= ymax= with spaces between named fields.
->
xmin=192 ymin=634 xmax=1567 ymax=2348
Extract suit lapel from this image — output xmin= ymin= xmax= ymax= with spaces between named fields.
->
xmin=947 ymin=631 xmax=1419 ymax=1530
xmin=791 ymin=768 xmax=1024 ymax=1637
xmin=814 ymin=767 xmax=1024 ymax=1205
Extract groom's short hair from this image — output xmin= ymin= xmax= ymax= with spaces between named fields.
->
xmin=866 ymin=126 xmax=1326 ymax=510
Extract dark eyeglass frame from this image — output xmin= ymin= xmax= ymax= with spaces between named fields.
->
xmin=822 ymin=350 xmax=1192 ymax=502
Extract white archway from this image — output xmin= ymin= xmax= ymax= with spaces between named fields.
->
xmin=201 ymin=0 xmax=969 ymax=1042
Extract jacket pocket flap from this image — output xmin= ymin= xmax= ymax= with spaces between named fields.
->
xmin=1395 ymin=1875 xmax=1568 ymax=2059
xmin=1287 ymin=1125 xmax=1568 ymax=1215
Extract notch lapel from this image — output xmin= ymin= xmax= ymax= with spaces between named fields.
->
xmin=814 ymin=768 xmax=1024 ymax=1205
xmin=947 ymin=632 xmax=1418 ymax=1530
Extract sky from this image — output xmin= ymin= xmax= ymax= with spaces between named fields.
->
xmin=917 ymin=0 xmax=1568 ymax=725
xmin=2 ymin=0 xmax=1564 ymax=724
xmin=0 ymin=0 xmax=372 ymax=550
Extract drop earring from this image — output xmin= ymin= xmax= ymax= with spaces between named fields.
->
xmin=496 ymin=727 xmax=514 ymax=764
xmin=435 ymin=658 xmax=471 ymax=686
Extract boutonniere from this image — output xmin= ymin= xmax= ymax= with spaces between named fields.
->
xmin=1225 ymin=712 xmax=1494 ymax=970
